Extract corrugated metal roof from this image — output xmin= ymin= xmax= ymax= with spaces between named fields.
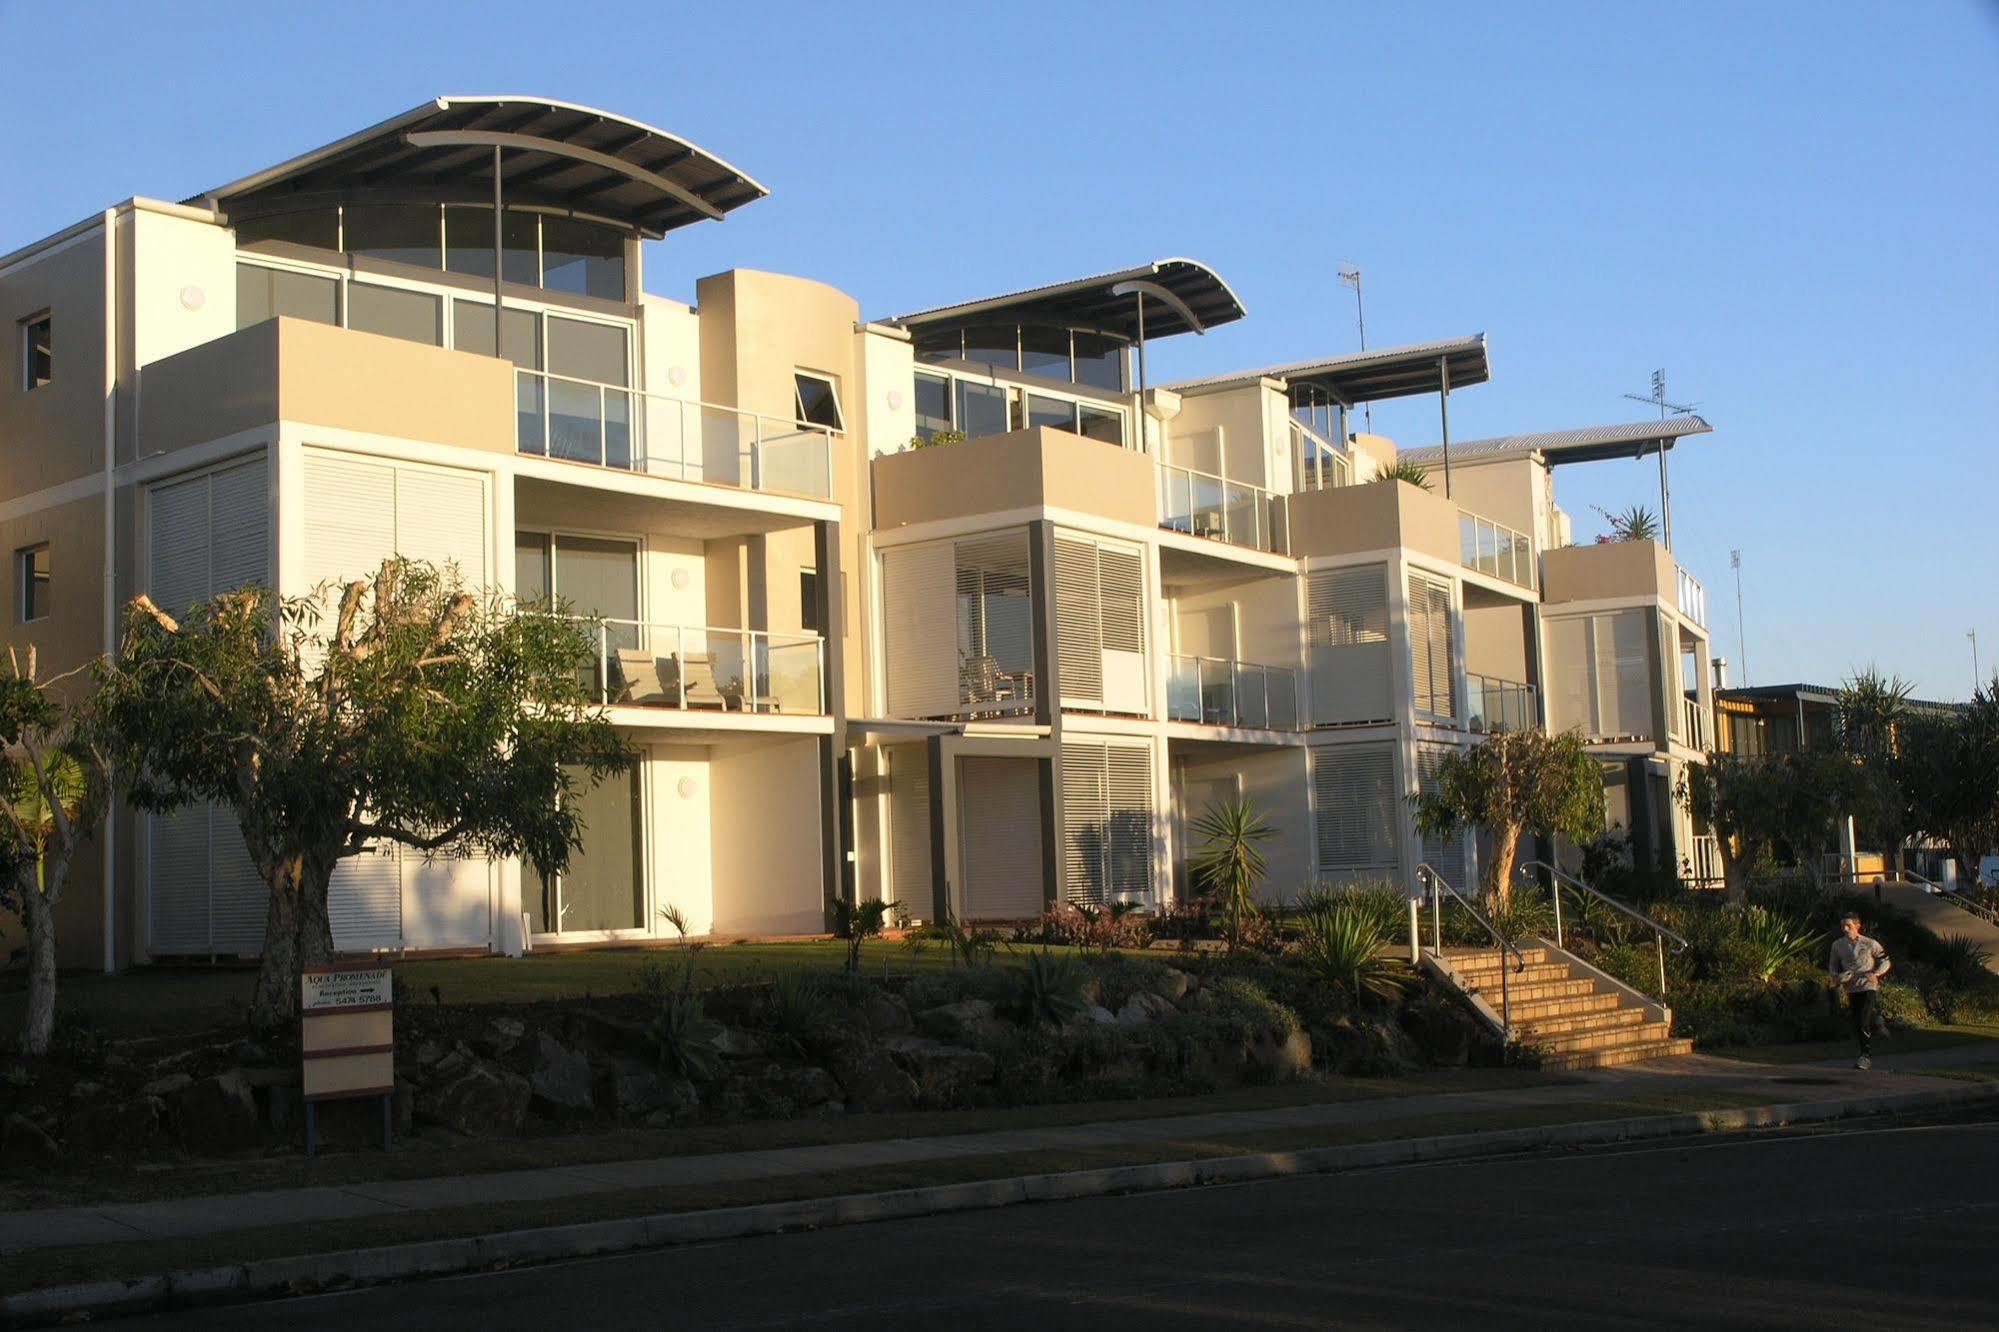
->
xmin=1163 ymin=334 xmax=1489 ymax=402
xmin=880 ymin=258 xmax=1246 ymax=342
xmin=1399 ymin=415 xmax=1712 ymax=468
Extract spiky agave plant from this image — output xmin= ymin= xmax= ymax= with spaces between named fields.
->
xmin=1297 ymin=900 xmax=1413 ymax=1009
xmin=1372 ymin=459 xmax=1433 ymax=490
xmin=1592 ymin=503 xmax=1660 ymax=542
xmin=1190 ymin=796 xmax=1275 ymax=952
xmin=1737 ymin=906 xmax=1819 ymax=986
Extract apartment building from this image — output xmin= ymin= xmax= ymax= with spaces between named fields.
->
xmin=1 ymin=94 xmax=1721 ymax=971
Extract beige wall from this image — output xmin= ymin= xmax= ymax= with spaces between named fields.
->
xmin=0 ymin=226 xmax=108 ymax=500
xmin=1171 ymin=382 xmax=1279 ymax=488
xmin=1169 ymin=574 xmax=1302 ymax=673
xmin=0 ymin=493 xmax=106 ymax=688
xmin=1287 ymin=478 xmax=1461 ymax=564
xmin=708 ymin=735 xmax=825 ymax=934
xmin=1347 ymin=431 xmax=1397 ymax=480
xmin=873 ymin=427 xmax=1157 ymax=532
xmin=1542 ymin=537 xmax=1675 ymax=605
xmin=1441 ymin=456 xmax=1539 ymax=539
xmin=1462 ymin=595 xmax=1531 ymax=681
xmin=1174 ymin=747 xmax=1312 ymax=905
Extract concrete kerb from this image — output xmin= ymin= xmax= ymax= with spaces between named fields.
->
xmin=7 ymin=1080 xmax=1995 ymax=1328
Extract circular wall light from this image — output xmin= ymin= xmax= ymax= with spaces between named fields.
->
xmin=670 ymin=568 xmax=691 ymax=591
xmin=668 ymin=366 xmax=688 ymax=387
xmin=179 ymin=285 xmax=206 ymax=312
xmin=677 ymin=776 xmax=699 ymax=800
xmin=887 ymin=390 xmax=904 ymax=411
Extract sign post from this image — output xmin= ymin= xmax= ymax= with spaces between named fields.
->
xmin=300 ymin=963 xmax=395 ymax=1157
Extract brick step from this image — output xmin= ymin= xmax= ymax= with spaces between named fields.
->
xmin=1448 ymin=961 xmax=1575 ymax=986
xmin=1438 ymin=945 xmax=1551 ymax=968
xmin=1468 ymin=978 xmax=1601 ymax=1005
xmin=1540 ymin=1037 xmax=1696 ymax=1072
xmin=1516 ymin=1006 xmax=1649 ymax=1038
xmin=1534 ymin=1020 xmax=1674 ymax=1056
xmin=1505 ymin=991 xmax=1628 ymax=1023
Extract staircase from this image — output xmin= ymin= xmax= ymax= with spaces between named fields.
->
xmin=1430 ymin=939 xmax=1694 ymax=1071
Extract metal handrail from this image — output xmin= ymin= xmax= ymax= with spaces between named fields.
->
xmin=1416 ymin=862 xmax=1525 ymax=1043
xmin=1903 ymin=872 xmax=1999 ymax=925
xmin=1517 ymin=859 xmax=1687 ymax=1000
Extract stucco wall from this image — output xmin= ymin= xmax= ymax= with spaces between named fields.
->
xmin=708 ymin=735 xmax=825 ymax=935
xmin=1287 ymin=479 xmax=1461 ymax=564
xmin=1542 ymin=538 xmax=1675 ymax=605
xmin=872 ymin=427 xmax=1158 ymax=531
xmin=0 ymin=226 xmax=107 ymax=500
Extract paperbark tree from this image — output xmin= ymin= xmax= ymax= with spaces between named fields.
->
xmin=96 ymin=559 xmax=631 ymax=1030
xmin=1412 ymin=728 xmax=1605 ymax=907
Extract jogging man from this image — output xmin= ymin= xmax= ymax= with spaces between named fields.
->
xmin=1828 ymin=910 xmax=1891 ymax=1070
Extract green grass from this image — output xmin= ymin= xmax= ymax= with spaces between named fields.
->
xmin=1707 ymin=1020 xmax=1999 ymax=1067
xmin=0 ymin=1090 xmax=1797 ymax=1297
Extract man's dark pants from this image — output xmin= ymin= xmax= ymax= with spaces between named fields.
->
xmin=1848 ymin=989 xmax=1879 ymax=1055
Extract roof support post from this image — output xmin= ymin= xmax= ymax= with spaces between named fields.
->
xmin=1437 ymin=355 xmax=1453 ymax=499
xmin=1658 ymin=444 xmax=1673 ymax=552
xmin=492 ymin=145 xmax=504 ymax=358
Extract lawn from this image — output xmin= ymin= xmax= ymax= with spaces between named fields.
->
xmin=1708 ymin=1020 xmax=1999 ymax=1066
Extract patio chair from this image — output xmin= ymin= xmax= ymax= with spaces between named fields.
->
xmin=613 ymin=649 xmax=671 ymax=705
xmin=673 ymin=653 xmax=729 ymax=710
xmin=960 ymin=655 xmax=1001 ymax=705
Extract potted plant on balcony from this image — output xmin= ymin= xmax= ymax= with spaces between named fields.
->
xmin=1371 ymin=460 xmax=1433 ymax=490
xmin=1592 ymin=504 xmax=1659 ymax=543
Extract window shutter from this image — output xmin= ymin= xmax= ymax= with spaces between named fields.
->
xmin=396 ymin=466 xmax=489 ymax=586
xmin=1596 ymin=609 xmax=1651 ymax=739
xmin=146 ymin=475 xmax=211 ymax=619
xmin=957 ymin=758 xmax=1044 ymax=919
xmin=882 ymin=544 xmax=959 ymax=718
xmin=1054 ymin=537 xmax=1102 ymax=706
xmin=1416 ymin=744 xmax=1470 ymax=892
xmin=330 ymin=843 xmax=404 ymax=951
xmin=1544 ymin=616 xmax=1592 ymax=733
xmin=1097 ymin=546 xmax=1144 ymax=653
xmin=304 ymin=455 xmax=397 ymax=591
xmin=1103 ymin=743 xmax=1155 ymax=900
xmin=146 ymin=806 xmax=211 ymax=954
xmin=1060 ymin=743 xmax=1107 ymax=903
xmin=889 ymin=745 xmax=934 ymax=918
xmin=1308 ymin=565 xmax=1392 ymax=724
xmin=1408 ymin=571 xmax=1456 ymax=720
xmin=1060 ymin=740 xmax=1154 ymax=904
xmin=1311 ymin=744 xmax=1401 ymax=880
xmin=207 ymin=459 xmax=269 ymax=595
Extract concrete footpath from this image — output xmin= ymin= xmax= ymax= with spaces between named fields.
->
xmin=0 ymin=1051 xmax=1979 ymax=1259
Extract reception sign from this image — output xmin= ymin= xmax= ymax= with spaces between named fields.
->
xmin=301 ymin=963 xmax=395 ymax=1154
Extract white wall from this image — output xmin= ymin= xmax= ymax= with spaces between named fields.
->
xmin=132 ymin=209 xmax=235 ymax=370
xmin=708 ymin=735 xmax=825 ymax=934
xmin=648 ymin=743 xmax=716 ymax=935
xmin=639 ymin=295 xmax=701 ymax=403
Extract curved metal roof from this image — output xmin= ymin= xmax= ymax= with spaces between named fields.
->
xmin=882 ymin=258 xmax=1246 ymax=342
xmin=188 ymin=96 xmax=768 ymax=239
xmin=1164 ymin=334 xmax=1489 ymax=404
xmin=1399 ymin=415 xmax=1712 ymax=468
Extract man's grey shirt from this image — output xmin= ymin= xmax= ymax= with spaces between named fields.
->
xmin=1829 ymin=935 xmax=1889 ymax=992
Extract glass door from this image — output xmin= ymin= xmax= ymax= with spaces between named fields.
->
xmin=530 ymin=765 xmax=645 ymax=935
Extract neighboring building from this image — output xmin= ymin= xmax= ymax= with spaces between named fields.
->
xmin=0 ymin=95 xmax=1723 ymax=971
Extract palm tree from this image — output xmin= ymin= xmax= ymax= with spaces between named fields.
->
xmin=1372 ymin=460 xmax=1433 ymax=490
xmin=1189 ymin=795 xmax=1274 ymax=950
xmin=1592 ymin=504 xmax=1660 ymax=542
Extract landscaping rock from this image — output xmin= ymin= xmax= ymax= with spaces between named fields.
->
xmin=827 ymin=1045 xmax=918 ymax=1113
xmin=169 ymin=1072 xmax=261 ymax=1154
xmin=2 ymin=1112 xmax=61 ymax=1167
xmin=1319 ymin=1018 xmax=1417 ymax=1076
xmin=915 ymin=999 xmax=996 ymax=1043
xmin=715 ymin=1063 xmax=844 ymax=1119
xmin=1116 ymin=991 xmax=1178 ymax=1027
xmin=529 ymin=1031 xmax=594 ymax=1115
xmin=475 ymin=1016 xmax=527 ymax=1057
xmin=1398 ymin=998 xmax=1474 ymax=1067
xmin=609 ymin=1060 xmax=700 ymax=1125
xmin=416 ymin=1058 xmax=530 ymax=1137
xmin=68 ymin=1081 xmax=105 ymax=1102
xmin=1245 ymin=1029 xmax=1314 ymax=1083
xmin=1155 ymin=968 xmax=1195 ymax=1003
xmin=713 ymin=1027 xmax=768 ymax=1060
xmin=140 ymin=1072 xmax=193 ymax=1099
xmin=881 ymin=1034 xmax=997 ymax=1103
xmin=862 ymin=992 xmax=914 ymax=1037
xmin=65 ymin=1096 xmax=165 ymax=1156
xmin=1083 ymin=1003 xmax=1118 ymax=1026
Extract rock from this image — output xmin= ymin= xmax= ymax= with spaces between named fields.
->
xmin=714 ymin=1062 xmax=844 ymax=1119
xmin=169 ymin=1072 xmax=262 ymax=1154
xmin=68 ymin=1081 xmax=105 ymax=1102
xmin=881 ymin=1035 xmax=997 ymax=1103
xmin=1083 ymin=1004 xmax=1118 ymax=1025
xmin=1244 ymin=1029 xmax=1313 ymax=1082
xmin=1155 ymin=968 xmax=1195 ymax=1003
xmin=915 ymin=999 xmax=996 ymax=1043
xmin=1398 ymin=999 xmax=1473 ymax=1068
xmin=416 ymin=1059 xmax=530 ymax=1137
xmin=610 ymin=1060 xmax=700 ymax=1124
xmin=65 ymin=1095 xmax=166 ymax=1156
xmin=1319 ymin=1018 xmax=1416 ymax=1077
xmin=475 ymin=1016 xmax=527 ymax=1057
xmin=827 ymin=1046 xmax=918 ymax=1113
xmin=862 ymin=992 xmax=914 ymax=1037
xmin=2 ymin=1112 xmax=62 ymax=1166
xmin=567 ymin=1008 xmax=649 ymax=1052
xmin=230 ymin=1039 xmax=272 ymax=1066
xmin=529 ymin=1031 xmax=594 ymax=1115
xmin=1116 ymin=991 xmax=1178 ymax=1027
xmin=140 ymin=1073 xmax=193 ymax=1099
xmin=414 ymin=1040 xmax=448 ymax=1070
xmin=713 ymin=1027 xmax=768 ymax=1060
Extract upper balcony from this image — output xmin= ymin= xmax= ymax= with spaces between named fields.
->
xmin=872 ymin=426 xmax=1157 ymax=533
xmin=1287 ymin=477 xmax=1534 ymax=595
xmin=1542 ymin=538 xmax=1704 ymax=626
xmin=1156 ymin=464 xmax=1285 ymax=555
xmin=1166 ymin=655 xmax=1300 ymax=731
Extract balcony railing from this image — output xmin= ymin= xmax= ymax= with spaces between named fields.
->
xmin=577 ymin=617 xmax=825 ymax=715
xmin=1459 ymin=511 xmax=1535 ymax=589
xmin=1157 ymin=464 xmax=1286 ymax=554
xmin=1676 ymin=565 xmax=1706 ymax=628
xmin=1292 ymin=421 xmax=1352 ymax=491
xmin=1167 ymin=655 xmax=1300 ymax=730
xmin=518 ymin=369 xmax=834 ymax=499
xmin=1466 ymin=674 xmax=1538 ymax=733
xmin=1681 ymin=693 xmax=1711 ymax=750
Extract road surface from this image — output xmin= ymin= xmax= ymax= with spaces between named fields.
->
xmin=127 ymin=1118 xmax=1999 ymax=1329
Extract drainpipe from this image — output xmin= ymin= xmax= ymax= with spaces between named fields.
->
xmin=1437 ymin=356 xmax=1453 ymax=499
xmin=102 ymin=208 xmax=118 ymax=974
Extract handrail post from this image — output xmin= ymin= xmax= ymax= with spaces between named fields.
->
xmin=1408 ymin=895 xmax=1420 ymax=964
xmin=1429 ymin=872 xmax=1441 ymax=953
xmin=674 ymin=625 xmax=685 ymax=709
xmin=598 ymin=385 xmax=608 ymax=466
xmin=1551 ymin=868 xmax=1564 ymax=949
xmin=1499 ymin=945 xmax=1511 ymax=1046
xmin=598 ymin=625 xmax=609 ymax=706
xmin=1655 ymin=928 xmax=1668 ymax=997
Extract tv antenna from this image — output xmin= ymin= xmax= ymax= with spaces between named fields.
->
xmin=1338 ymin=265 xmax=1371 ymax=434
xmin=1621 ymin=369 xmax=1698 ymax=551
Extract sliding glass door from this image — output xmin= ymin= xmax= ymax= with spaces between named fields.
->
xmin=530 ymin=764 xmax=644 ymax=935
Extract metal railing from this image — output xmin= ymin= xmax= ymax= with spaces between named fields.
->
xmin=1166 ymin=654 xmax=1299 ymax=730
xmin=1416 ymin=862 xmax=1526 ymax=1041
xmin=576 ymin=617 xmax=825 ymax=715
xmin=1681 ymin=694 xmax=1711 ymax=750
xmin=1677 ymin=565 xmax=1707 ymax=627
xmin=1157 ymin=463 xmax=1286 ymax=553
xmin=1517 ymin=859 xmax=1688 ymax=1001
xmin=1686 ymin=834 xmax=1723 ymax=889
xmin=1902 ymin=871 xmax=1999 ymax=925
xmin=1459 ymin=511 xmax=1535 ymax=589
xmin=517 ymin=369 xmax=835 ymax=498
xmin=1466 ymin=674 xmax=1538 ymax=733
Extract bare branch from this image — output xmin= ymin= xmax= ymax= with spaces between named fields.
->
xmin=130 ymin=594 xmax=181 ymax=634
xmin=348 ymin=817 xmax=472 ymax=853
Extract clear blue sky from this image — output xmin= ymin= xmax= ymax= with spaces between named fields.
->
xmin=4 ymin=1 xmax=1994 ymax=699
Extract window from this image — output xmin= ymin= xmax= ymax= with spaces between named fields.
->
xmin=800 ymin=569 xmax=821 ymax=633
xmin=913 ymin=370 xmax=952 ymax=441
xmin=962 ymin=325 xmax=1018 ymax=373
xmin=1071 ymin=332 xmax=1125 ymax=392
xmin=237 ymin=264 xmax=340 ymax=329
xmin=793 ymin=372 xmax=844 ymax=431
xmin=955 ymin=380 xmax=1010 ymax=439
xmin=540 ymin=215 xmax=627 ymax=301
xmin=1078 ymin=404 xmax=1124 ymax=445
xmin=16 ymin=545 xmax=49 ymax=622
xmin=342 ymin=203 xmax=442 ymax=269
xmin=443 ymin=205 xmax=538 ymax=286
xmin=1019 ymin=325 xmax=1071 ymax=379
xmin=346 ymin=283 xmax=442 ymax=346
xmin=20 ymin=313 xmax=51 ymax=390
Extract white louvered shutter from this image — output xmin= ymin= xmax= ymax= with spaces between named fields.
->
xmin=1311 ymin=744 xmax=1401 ymax=882
xmin=207 ymin=815 xmax=270 ymax=954
xmin=207 ymin=459 xmax=269 ymax=595
xmin=882 ymin=544 xmax=960 ymax=718
xmin=402 ymin=852 xmax=490 ymax=949
xmin=303 ymin=455 xmax=397 ymax=592
xmin=957 ymin=758 xmax=1044 ymax=919
xmin=1544 ymin=616 xmax=1592 ymax=734
xmin=330 ymin=843 xmax=403 ymax=951
xmin=1104 ymin=744 xmax=1155 ymax=900
xmin=888 ymin=745 xmax=934 ymax=918
xmin=1053 ymin=537 xmax=1103 ymax=707
xmin=1407 ymin=572 xmax=1456 ymax=720
xmin=146 ymin=475 xmax=211 ymax=618
xmin=1308 ymin=565 xmax=1392 ymax=725
xmin=1060 ymin=743 xmax=1108 ymax=903
xmin=1060 ymin=741 xmax=1155 ymax=905
xmin=146 ymin=807 xmax=211 ymax=954
xmin=1097 ymin=544 xmax=1146 ymax=713
xmin=396 ymin=466 xmax=489 ymax=585
xmin=1597 ymin=610 xmax=1651 ymax=740
xmin=1416 ymin=744 xmax=1471 ymax=893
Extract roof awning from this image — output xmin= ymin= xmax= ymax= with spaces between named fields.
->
xmin=1398 ymin=415 xmax=1712 ymax=468
xmin=1165 ymin=335 xmax=1489 ymax=404
xmin=882 ymin=258 xmax=1246 ymax=344
xmin=188 ymin=96 xmax=768 ymax=239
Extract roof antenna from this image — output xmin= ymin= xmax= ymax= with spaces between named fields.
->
xmin=1621 ymin=368 xmax=1698 ymax=551
xmin=1338 ymin=265 xmax=1371 ymax=435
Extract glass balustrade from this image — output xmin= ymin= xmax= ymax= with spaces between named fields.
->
xmin=1156 ymin=465 xmax=1285 ymax=554
xmin=1465 ymin=673 xmax=1539 ymax=733
xmin=570 ymin=617 xmax=826 ymax=715
xmin=1166 ymin=655 xmax=1300 ymax=730
xmin=1457 ymin=511 xmax=1535 ymax=589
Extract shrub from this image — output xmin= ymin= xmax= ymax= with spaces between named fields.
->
xmin=1206 ymin=976 xmax=1302 ymax=1042
xmin=831 ymin=897 xmax=892 ymax=974
xmin=1485 ymin=892 xmax=1553 ymax=946
xmin=1021 ymin=901 xmax=1147 ymax=954
xmin=1928 ymin=933 xmax=1994 ymax=989
xmin=1296 ymin=900 xmax=1413 ymax=1009
xmin=759 ymin=972 xmax=836 ymax=1055
xmin=646 ymin=995 xmax=723 ymax=1081
xmin=1294 ymin=879 xmax=1406 ymax=941
xmin=1013 ymin=951 xmax=1091 ymax=1027
xmin=1736 ymin=906 xmax=1821 ymax=986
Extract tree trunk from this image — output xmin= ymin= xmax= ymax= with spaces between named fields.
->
xmin=249 ymin=851 xmax=339 ymax=1031
xmin=18 ymin=878 xmax=57 ymax=1057
xmin=1483 ymin=821 xmax=1520 ymax=909
xmin=1719 ymin=838 xmax=1746 ymax=903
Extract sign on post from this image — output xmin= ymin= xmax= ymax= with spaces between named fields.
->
xmin=301 ymin=963 xmax=395 ymax=1156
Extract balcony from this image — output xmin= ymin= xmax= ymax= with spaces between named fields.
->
xmin=1466 ymin=674 xmax=1538 ymax=733
xmin=1167 ymin=655 xmax=1300 ymax=730
xmin=872 ymin=427 xmax=1157 ymax=532
xmin=1676 ymin=566 xmax=1707 ymax=628
xmin=1156 ymin=464 xmax=1286 ymax=554
xmin=517 ymin=369 xmax=834 ymax=499
xmin=1681 ymin=693 xmax=1711 ymax=750
xmin=1459 ymin=511 xmax=1534 ymax=590
xmin=578 ymin=618 xmax=826 ymax=716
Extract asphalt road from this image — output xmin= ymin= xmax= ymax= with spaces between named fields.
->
xmin=128 ymin=1120 xmax=1999 ymax=1329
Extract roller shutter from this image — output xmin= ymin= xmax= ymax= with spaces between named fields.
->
xmin=1307 ymin=565 xmax=1392 ymax=725
xmin=1310 ymin=744 xmax=1401 ymax=882
xmin=1408 ymin=571 xmax=1456 ymax=720
xmin=1060 ymin=740 xmax=1155 ymax=905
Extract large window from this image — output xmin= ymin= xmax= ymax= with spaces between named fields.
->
xmin=19 ymin=313 xmax=51 ymax=390
xmin=347 ymin=282 xmax=442 ymax=346
xmin=343 ymin=203 xmax=442 ymax=268
xmin=793 ymin=372 xmax=844 ymax=430
xmin=236 ymin=264 xmax=340 ymax=328
xmin=912 ymin=368 xmax=1126 ymax=447
xmin=915 ymin=322 xmax=1127 ymax=393
xmin=443 ymin=205 xmax=538 ymax=286
xmin=16 ymin=545 xmax=49 ymax=622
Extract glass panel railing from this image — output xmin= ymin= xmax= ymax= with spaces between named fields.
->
xmin=1466 ymin=673 xmax=1538 ymax=733
xmin=1292 ymin=421 xmax=1352 ymax=491
xmin=1156 ymin=464 xmax=1283 ymax=553
xmin=1676 ymin=566 xmax=1706 ymax=627
xmin=1458 ymin=510 xmax=1534 ymax=590
xmin=1167 ymin=654 xmax=1300 ymax=730
xmin=576 ymin=618 xmax=825 ymax=715
xmin=519 ymin=369 xmax=834 ymax=499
